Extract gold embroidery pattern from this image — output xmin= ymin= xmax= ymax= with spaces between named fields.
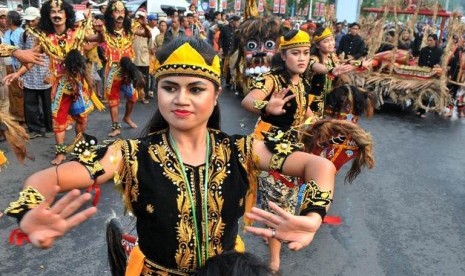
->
xmin=204 ymin=134 xmax=230 ymax=256
xmin=148 ymin=134 xmax=195 ymax=270
xmin=300 ymin=180 xmax=332 ymax=211
xmin=0 ymin=44 xmax=17 ymax=57
xmin=114 ymin=139 xmax=140 ymax=212
xmin=4 ymin=186 xmax=45 ymax=219
xmin=146 ymin=204 xmax=154 ymax=214
xmin=148 ymin=131 xmax=230 ymax=270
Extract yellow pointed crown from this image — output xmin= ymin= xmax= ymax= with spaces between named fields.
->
xmin=112 ymin=1 xmax=125 ymax=11
xmin=313 ymin=28 xmax=334 ymax=44
xmin=154 ymin=43 xmax=221 ymax=86
xmin=279 ymin=30 xmax=311 ymax=51
xmin=50 ymin=0 xmax=63 ymax=8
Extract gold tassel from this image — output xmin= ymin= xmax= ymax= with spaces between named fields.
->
xmin=0 ymin=111 xmax=33 ymax=164
xmin=90 ymin=92 xmax=105 ymax=111
xmin=244 ymin=0 xmax=259 ymax=20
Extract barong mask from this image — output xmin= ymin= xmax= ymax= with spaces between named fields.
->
xmin=236 ymin=17 xmax=281 ymax=77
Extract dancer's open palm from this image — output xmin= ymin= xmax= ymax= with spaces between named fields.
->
xmin=266 ymin=87 xmax=295 ymax=115
xmin=245 ymin=201 xmax=322 ymax=251
xmin=20 ymin=189 xmax=97 ymax=249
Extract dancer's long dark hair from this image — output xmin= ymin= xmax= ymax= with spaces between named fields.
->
xmin=140 ymin=37 xmax=221 ymax=137
xmin=63 ymin=49 xmax=94 ymax=94
xmin=104 ymin=0 xmax=132 ymax=36
xmin=38 ymin=0 xmax=75 ymax=35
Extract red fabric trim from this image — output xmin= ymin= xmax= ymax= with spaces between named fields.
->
xmin=8 ymin=228 xmax=30 ymax=246
xmin=86 ymin=180 xmax=101 ymax=207
xmin=268 ymin=170 xmax=296 ymax=188
xmin=323 ymin=215 xmax=342 ymax=225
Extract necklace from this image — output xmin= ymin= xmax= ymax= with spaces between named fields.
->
xmin=169 ymin=131 xmax=211 ymax=267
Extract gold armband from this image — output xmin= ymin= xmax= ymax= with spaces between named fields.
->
xmin=0 ymin=44 xmax=18 ymax=57
xmin=4 ymin=186 xmax=45 ymax=222
xmin=253 ymin=100 xmax=269 ymax=110
xmin=298 ymin=180 xmax=332 ymax=219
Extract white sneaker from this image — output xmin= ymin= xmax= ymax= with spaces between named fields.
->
xmin=148 ymin=91 xmax=154 ymax=98
xmin=66 ymin=124 xmax=73 ymax=131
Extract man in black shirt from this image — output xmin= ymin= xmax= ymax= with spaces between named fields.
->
xmin=418 ymin=34 xmax=443 ymax=68
xmin=416 ymin=34 xmax=443 ymax=118
xmin=219 ymin=15 xmax=240 ymax=87
xmin=336 ymin=22 xmax=366 ymax=60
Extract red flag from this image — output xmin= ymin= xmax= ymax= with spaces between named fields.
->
xmin=279 ymin=0 xmax=286 ymax=14
xmin=235 ymin=0 xmax=242 ymax=11
xmin=272 ymin=0 xmax=279 ymax=13
xmin=209 ymin=0 xmax=216 ymax=8
xmin=258 ymin=0 xmax=264 ymax=12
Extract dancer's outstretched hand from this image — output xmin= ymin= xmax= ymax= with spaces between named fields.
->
xmin=244 ymin=201 xmax=322 ymax=251
xmin=20 ymin=189 xmax=97 ymax=249
xmin=266 ymin=87 xmax=294 ymax=115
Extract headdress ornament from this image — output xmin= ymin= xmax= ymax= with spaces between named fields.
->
xmin=154 ymin=43 xmax=221 ymax=86
xmin=112 ymin=1 xmax=125 ymax=11
xmin=279 ymin=30 xmax=311 ymax=51
xmin=313 ymin=28 xmax=334 ymax=44
xmin=50 ymin=0 xmax=63 ymax=8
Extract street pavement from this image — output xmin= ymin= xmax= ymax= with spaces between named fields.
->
xmin=1 ymin=90 xmax=465 ymax=275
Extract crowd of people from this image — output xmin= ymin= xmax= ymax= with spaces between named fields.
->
xmin=0 ymin=0 xmax=462 ymax=275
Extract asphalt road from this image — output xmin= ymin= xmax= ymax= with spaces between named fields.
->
xmin=1 ymin=90 xmax=464 ymax=276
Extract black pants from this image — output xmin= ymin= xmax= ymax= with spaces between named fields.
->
xmin=23 ymin=87 xmax=52 ymax=133
xmin=136 ymin=66 xmax=149 ymax=96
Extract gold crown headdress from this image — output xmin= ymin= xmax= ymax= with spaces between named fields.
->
xmin=279 ymin=30 xmax=311 ymax=51
xmin=50 ymin=0 xmax=63 ymax=8
xmin=155 ymin=43 xmax=221 ymax=86
xmin=312 ymin=28 xmax=334 ymax=44
xmin=112 ymin=1 xmax=125 ymax=11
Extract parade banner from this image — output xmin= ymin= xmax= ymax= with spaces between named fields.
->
xmin=192 ymin=0 xmax=198 ymax=5
xmin=273 ymin=0 xmax=280 ymax=13
xmin=329 ymin=4 xmax=335 ymax=16
xmin=222 ymin=0 xmax=227 ymax=9
xmin=258 ymin=0 xmax=264 ymax=12
xmin=235 ymin=0 xmax=241 ymax=11
xmin=209 ymin=0 xmax=216 ymax=8
xmin=279 ymin=0 xmax=286 ymax=14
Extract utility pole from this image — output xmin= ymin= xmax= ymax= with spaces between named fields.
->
xmin=308 ymin=0 xmax=313 ymax=20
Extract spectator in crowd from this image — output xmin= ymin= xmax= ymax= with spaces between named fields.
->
xmin=416 ymin=33 xmax=443 ymax=118
xmin=377 ymin=30 xmax=395 ymax=53
xmin=180 ymin=16 xmax=193 ymax=37
xmin=398 ymin=29 xmax=413 ymax=51
xmin=219 ymin=15 xmax=240 ymax=87
xmin=334 ymin=22 xmax=345 ymax=49
xmin=411 ymin=22 xmax=425 ymax=57
xmin=446 ymin=34 xmax=464 ymax=117
xmin=164 ymin=16 xmax=185 ymax=45
xmin=418 ymin=34 xmax=442 ymax=68
xmin=19 ymin=7 xmax=52 ymax=139
xmin=4 ymin=11 xmax=25 ymax=122
xmin=147 ymin=14 xmax=159 ymax=98
xmin=16 ymin=4 xmax=23 ymax=14
xmin=133 ymin=11 xmax=151 ymax=104
xmin=154 ymin=20 xmax=167 ymax=50
xmin=166 ymin=7 xmax=178 ymax=27
xmin=0 ymin=9 xmax=8 ymax=117
xmin=189 ymin=3 xmax=197 ymax=14
xmin=0 ymin=8 xmax=6 ymax=33
xmin=186 ymin=13 xmax=201 ymax=38
xmin=307 ymin=22 xmax=316 ymax=36
xmin=337 ymin=22 xmax=366 ymax=60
